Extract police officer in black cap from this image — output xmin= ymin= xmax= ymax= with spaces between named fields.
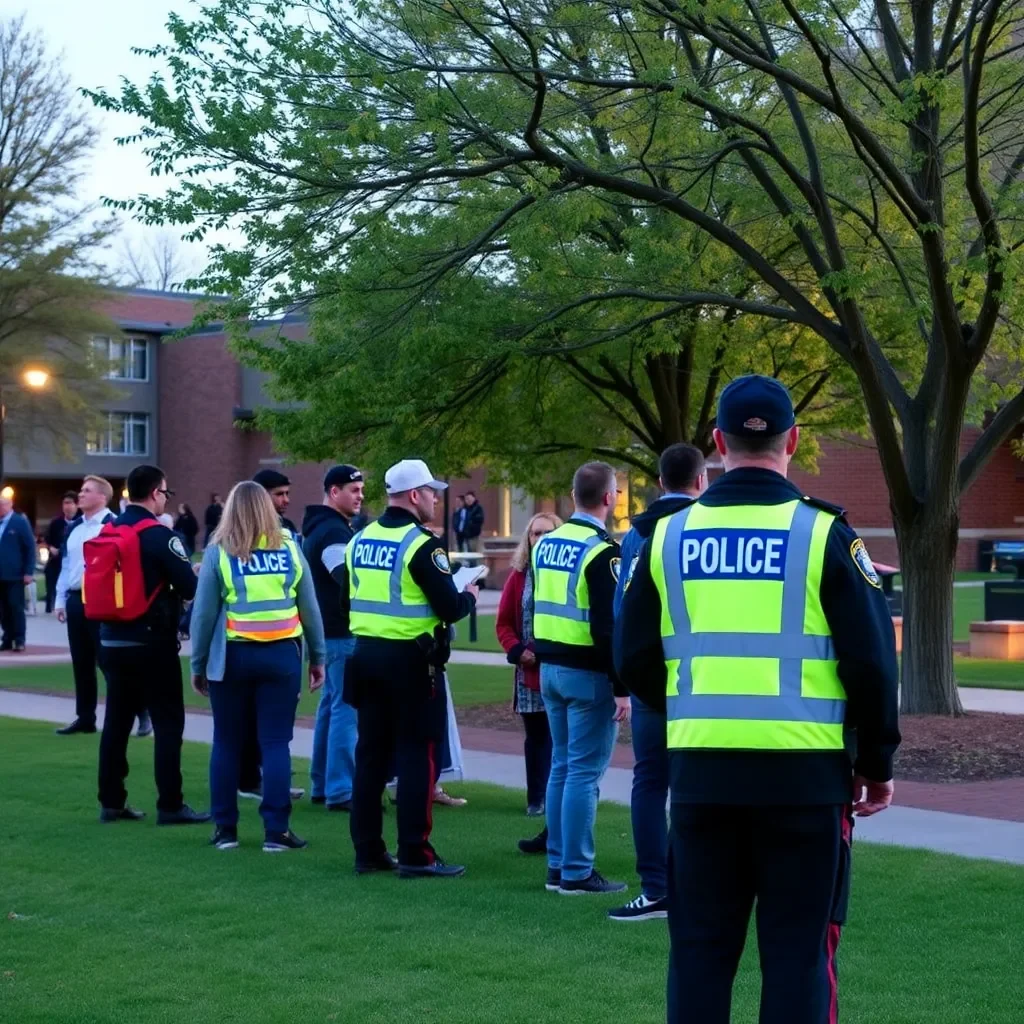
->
xmin=615 ymin=375 xmax=900 ymax=1024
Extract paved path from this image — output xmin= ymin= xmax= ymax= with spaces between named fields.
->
xmin=3 ymin=689 xmax=1023 ymax=867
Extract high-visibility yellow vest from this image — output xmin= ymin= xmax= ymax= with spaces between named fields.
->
xmin=346 ymin=520 xmax=440 ymax=640
xmin=219 ymin=537 xmax=303 ymax=642
xmin=531 ymin=521 xmax=612 ymax=647
xmin=649 ymin=499 xmax=846 ymax=752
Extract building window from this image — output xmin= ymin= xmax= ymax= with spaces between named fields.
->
xmin=92 ymin=336 xmax=149 ymax=381
xmin=86 ymin=413 xmax=150 ymax=455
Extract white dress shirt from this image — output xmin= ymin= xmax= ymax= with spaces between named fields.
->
xmin=55 ymin=509 xmax=114 ymax=612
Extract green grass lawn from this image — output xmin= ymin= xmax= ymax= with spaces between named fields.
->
xmin=1 ymin=717 xmax=1022 ymax=1023
xmin=953 ymin=656 xmax=1024 ymax=690
xmin=0 ymin=658 xmax=512 ymax=712
xmin=452 ymin=611 xmax=501 ymax=652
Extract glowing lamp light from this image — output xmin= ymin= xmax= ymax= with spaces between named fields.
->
xmin=23 ymin=369 xmax=49 ymax=389
xmin=1 ymin=486 xmax=14 ymax=500
xmin=121 ymin=488 xmax=129 ymax=499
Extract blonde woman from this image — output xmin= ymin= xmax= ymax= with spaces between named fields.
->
xmin=496 ymin=513 xmax=562 ymax=844
xmin=190 ymin=481 xmax=326 ymax=852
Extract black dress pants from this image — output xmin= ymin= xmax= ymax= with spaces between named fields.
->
xmin=521 ymin=710 xmax=551 ymax=807
xmin=66 ymin=591 xmax=100 ymax=727
xmin=0 ymin=579 xmax=26 ymax=647
xmin=667 ymin=802 xmax=852 ymax=1024
xmin=45 ymin=557 xmax=61 ymax=614
xmin=97 ymin=642 xmax=185 ymax=812
xmin=348 ymin=640 xmax=446 ymax=866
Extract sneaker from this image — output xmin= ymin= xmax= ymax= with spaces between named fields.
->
xmin=290 ymin=787 xmax=305 ymax=801
xmin=209 ymin=827 xmax=239 ymax=850
xmin=238 ymin=788 xmax=262 ymax=800
xmin=136 ymin=714 xmax=153 ymax=738
xmin=518 ymin=829 xmax=548 ymax=855
xmin=608 ymin=894 xmax=669 ymax=921
xmin=545 ymin=868 xmax=561 ymax=892
xmin=526 ymin=802 xmax=545 ymax=817
xmin=263 ymin=830 xmax=307 ymax=853
xmin=559 ymin=870 xmax=628 ymax=896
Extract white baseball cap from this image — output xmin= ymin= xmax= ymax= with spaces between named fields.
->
xmin=384 ymin=459 xmax=447 ymax=493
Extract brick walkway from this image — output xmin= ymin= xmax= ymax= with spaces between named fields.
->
xmin=460 ymin=726 xmax=1024 ymax=821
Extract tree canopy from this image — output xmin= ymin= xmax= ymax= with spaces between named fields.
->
xmin=94 ymin=0 xmax=1024 ymax=713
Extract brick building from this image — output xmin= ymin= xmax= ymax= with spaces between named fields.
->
xmin=7 ymin=287 xmax=1022 ymax=575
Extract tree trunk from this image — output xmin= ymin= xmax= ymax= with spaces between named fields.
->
xmin=895 ymin=507 xmax=964 ymax=716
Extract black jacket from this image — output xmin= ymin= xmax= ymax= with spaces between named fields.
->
xmin=203 ymin=503 xmax=222 ymax=531
xmin=337 ymin=507 xmax=476 ymax=642
xmin=301 ymin=504 xmax=355 ymax=639
xmin=531 ymin=517 xmax=623 ymax=694
xmin=463 ymin=501 xmax=485 ymax=540
xmin=614 ymin=467 xmax=900 ymax=806
xmin=99 ymin=505 xmax=198 ymax=646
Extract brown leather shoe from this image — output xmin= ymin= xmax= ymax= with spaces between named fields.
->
xmin=432 ymin=786 xmax=467 ymax=808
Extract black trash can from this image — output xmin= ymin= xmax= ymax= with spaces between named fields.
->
xmin=977 ymin=540 xmax=995 ymax=573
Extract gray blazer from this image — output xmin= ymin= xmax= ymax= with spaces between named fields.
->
xmin=189 ymin=542 xmax=326 ymax=682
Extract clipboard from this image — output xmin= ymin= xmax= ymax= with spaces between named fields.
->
xmin=452 ymin=564 xmax=486 ymax=592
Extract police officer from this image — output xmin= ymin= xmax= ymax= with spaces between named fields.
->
xmin=340 ymin=459 xmax=477 ymax=878
xmin=532 ymin=461 xmax=628 ymax=896
xmin=615 ymin=376 xmax=900 ymax=1024
xmin=239 ymin=468 xmax=304 ymax=801
xmin=97 ymin=464 xmax=211 ymax=825
xmin=190 ymin=481 xmax=326 ymax=851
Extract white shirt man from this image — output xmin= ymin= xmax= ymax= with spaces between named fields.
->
xmin=55 ymin=476 xmax=118 ymax=736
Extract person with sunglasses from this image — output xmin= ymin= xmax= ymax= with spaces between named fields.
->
xmin=96 ymin=464 xmax=211 ymax=826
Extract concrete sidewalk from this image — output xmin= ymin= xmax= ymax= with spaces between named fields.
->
xmin=4 ymin=689 xmax=1023 ymax=868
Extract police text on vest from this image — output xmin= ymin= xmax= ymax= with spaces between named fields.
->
xmin=679 ymin=529 xmax=790 ymax=580
xmin=352 ymin=540 xmax=400 ymax=570
xmin=534 ymin=539 xmax=586 ymax=572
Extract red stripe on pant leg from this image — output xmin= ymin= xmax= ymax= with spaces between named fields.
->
xmin=826 ymin=922 xmax=841 ymax=1024
xmin=423 ymin=741 xmax=435 ymax=864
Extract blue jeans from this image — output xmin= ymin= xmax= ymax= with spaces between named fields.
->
xmin=310 ymin=637 xmax=357 ymax=803
xmin=209 ymin=640 xmax=301 ymax=833
xmin=630 ymin=696 xmax=669 ymax=899
xmin=541 ymin=663 xmax=617 ymax=882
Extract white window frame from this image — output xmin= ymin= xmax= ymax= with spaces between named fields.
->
xmin=86 ymin=412 xmax=150 ymax=456
xmin=91 ymin=336 xmax=150 ymax=382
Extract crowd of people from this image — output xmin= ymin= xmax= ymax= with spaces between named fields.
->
xmin=35 ymin=373 xmax=901 ymax=1022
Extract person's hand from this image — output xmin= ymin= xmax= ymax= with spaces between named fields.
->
xmin=191 ymin=674 xmax=209 ymax=698
xmin=56 ymin=609 xmax=66 ymax=624
xmin=520 ymin=648 xmax=537 ymax=667
xmin=192 ymin=563 xmax=202 ymax=576
xmin=613 ymin=696 xmax=631 ymax=723
xmin=852 ymin=776 xmax=894 ymax=817
xmin=309 ymin=664 xmax=326 ymax=692
xmin=23 ymin=575 xmax=33 ymax=586
xmin=464 ymin=583 xmax=479 ymax=600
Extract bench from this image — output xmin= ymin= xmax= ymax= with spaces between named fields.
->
xmin=969 ymin=620 xmax=1024 ymax=660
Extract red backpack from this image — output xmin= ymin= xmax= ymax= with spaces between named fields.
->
xmin=83 ymin=520 xmax=163 ymax=622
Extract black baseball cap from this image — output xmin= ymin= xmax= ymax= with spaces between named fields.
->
xmin=324 ymin=464 xmax=363 ymax=491
xmin=717 ymin=375 xmax=795 ymax=437
xmin=253 ymin=468 xmax=290 ymax=490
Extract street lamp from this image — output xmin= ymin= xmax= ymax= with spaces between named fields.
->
xmin=0 ymin=367 xmax=51 ymax=487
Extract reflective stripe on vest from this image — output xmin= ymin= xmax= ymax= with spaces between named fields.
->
xmin=653 ymin=499 xmax=846 ymax=750
xmin=220 ymin=538 xmax=303 ymax=642
xmin=531 ymin=522 xmax=610 ymax=646
xmin=347 ymin=520 xmax=440 ymax=640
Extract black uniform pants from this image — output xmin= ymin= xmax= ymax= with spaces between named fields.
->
xmin=667 ymin=803 xmax=852 ymax=1024
xmin=97 ymin=642 xmax=185 ymax=812
xmin=44 ymin=557 xmax=61 ymax=614
xmin=348 ymin=641 xmax=446 ymax=866
xmin=0 ymin=579 xmax=26 ymax=647
xmin=66 ymin=591 xmax=101 ymax=726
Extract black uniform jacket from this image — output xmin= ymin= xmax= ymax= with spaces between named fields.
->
xmin=531 ymin=517 xmax=624 ymax=695
xmin=614 ymin=467 xmax=900 ymax=806
xmin=100 ymin=505 xmax=198 ymax=646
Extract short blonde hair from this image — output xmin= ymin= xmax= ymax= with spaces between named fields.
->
xmin=213 ymin=481 xmax=282 ymax=560
xmin=83 ymin=475 xmax=113 ymax=501
xmin=511 ymin=513 xmax=563 ymax=572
